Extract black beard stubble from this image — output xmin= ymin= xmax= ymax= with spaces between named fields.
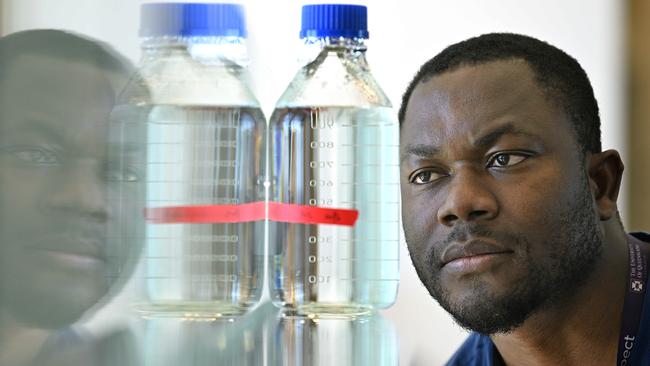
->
xmin=405 ymin=172 xmax=604 ymax=334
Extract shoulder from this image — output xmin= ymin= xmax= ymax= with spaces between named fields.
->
xmin=94 ymin=328 xmax=140 ymax=366
xmin=631 ymin=232 xmax=650 ymax=244
xmin=445 ymin=333 xmax=499 ymax=366
xmin=34 ymin=327 xmax=139 ymax=366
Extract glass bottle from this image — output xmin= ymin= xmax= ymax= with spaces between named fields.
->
xmin=269 ymin=4 xmax=400 ymax=317
xmin=114 ymin=2 xmax=266 ymax=318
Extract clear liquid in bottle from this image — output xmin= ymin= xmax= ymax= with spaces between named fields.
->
xmin=269 ymin=106 xmax=399 ymax=316
xmin=140 ymin=105 xmax=266 ymax=317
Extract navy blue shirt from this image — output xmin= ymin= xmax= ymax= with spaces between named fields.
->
xmin=446 ymin=232 xmax=650 ymax=366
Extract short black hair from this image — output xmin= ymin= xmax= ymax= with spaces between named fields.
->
xmin=399 ymin=32 xmax=602 ymax=153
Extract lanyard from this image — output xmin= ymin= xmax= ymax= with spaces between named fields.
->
xmin=616 ymin=235 xmax=650 ymax=366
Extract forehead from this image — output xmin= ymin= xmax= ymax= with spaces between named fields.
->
xmin=0 ymin=54 xmax=115 ymax=149
xmin=2 ymin=53 xmax=115 ymax=103
xmin=401 ymin=59 xmax=571 ymax=151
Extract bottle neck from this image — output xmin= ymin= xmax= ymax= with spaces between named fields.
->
xmin=301 ymin=37 xmax=369 ymax=67
xmin=141 ymin=36 xmax=250 ymax=66
xmin=305 ymin=36 xmax=367 ymax=52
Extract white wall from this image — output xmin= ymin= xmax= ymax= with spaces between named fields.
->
xmin=2 ymin=1 xmax=625 ymax=365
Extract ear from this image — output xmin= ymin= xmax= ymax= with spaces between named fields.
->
xmin=587 ymin=149 xmax=624 ymax=220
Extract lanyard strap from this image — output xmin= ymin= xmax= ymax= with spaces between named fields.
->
xmin=616 ymin=235 xmax=650 ymax=365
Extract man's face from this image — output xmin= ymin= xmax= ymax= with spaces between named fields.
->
xmin=0 ymin=54 xmax=143 ymax=328
xmin=400 ymin=60 xmax=604 ymax=334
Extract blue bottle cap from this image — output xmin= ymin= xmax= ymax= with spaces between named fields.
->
xmin=300 ymin=4 xmax=369 ymax=39
xmin=140 ymin=3 xmax=247 ymax=38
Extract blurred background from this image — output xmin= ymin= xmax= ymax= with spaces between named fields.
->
xmin=0 ymin=0 xmax=646 ymax=365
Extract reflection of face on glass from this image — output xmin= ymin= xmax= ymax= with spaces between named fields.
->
xmin=0 ymin=32 xmax=145 ymax=330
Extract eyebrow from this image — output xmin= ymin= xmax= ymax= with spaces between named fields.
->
xmin=1 ymin=119 xmax=65 ymax=143
xmin=401 ymin=144 xmax=440 ymax=163
xmin=473 ymin=122 xmax=539 ymax=149
xmin=401 ymin=122 xmax=539 ymax=163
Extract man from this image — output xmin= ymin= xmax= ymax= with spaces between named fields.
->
xmin=0 ymin=30 xmax=145 ymax=365
xmin=399 ymin=33 xmax=650 ymax=365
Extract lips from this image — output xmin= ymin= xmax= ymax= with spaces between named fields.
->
xmin=35 ymin=240 xmax=107 ymax=262
xmin=440 ymin=239 xmax=513 ymax=268
xmin=28 ymin=229 xmax=108 ymax=263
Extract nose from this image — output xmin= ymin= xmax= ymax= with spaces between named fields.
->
xmin=44 ymin=161 xmax=109 ymax=222
xmin=437 ymin=168 xmax=498 ymax=226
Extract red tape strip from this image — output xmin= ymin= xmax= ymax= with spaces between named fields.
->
xmin=145 ymin=202 xmax=265 ymax=224
xmin=268 ymin=202 xmax=358 ymax=226
xmin=144 ymin=201 xmax=359 ymax=227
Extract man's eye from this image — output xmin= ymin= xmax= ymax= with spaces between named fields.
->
xmin=105 ymin=168 xmax=140 ymax=182
xmin=5 ymin=148 xmax=60 ymax=165
xmin=487 ymin=153 xmax=529 ymax=168
xmin=410 ymin=170 xmax=444 ymax=185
